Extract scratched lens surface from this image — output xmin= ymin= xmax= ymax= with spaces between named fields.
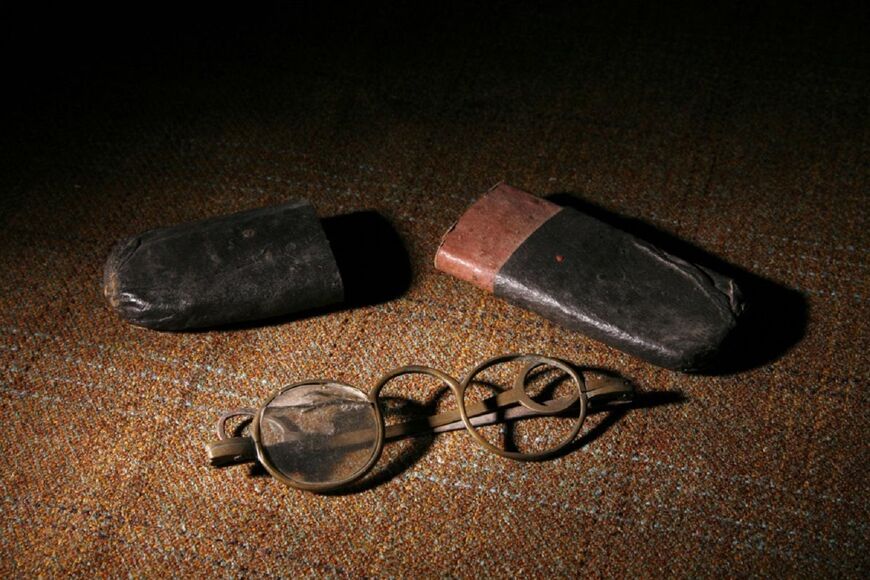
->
xmin=260 ymin=383 xmax=378 ymax=485
xmin=462 ymin=358 xmax=581 ymax=456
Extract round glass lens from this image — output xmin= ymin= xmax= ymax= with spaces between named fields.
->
xmin=461 ymin=356 xmax=584 ymax=458
xmin=259 ymin=383 xmax=378 ymax=486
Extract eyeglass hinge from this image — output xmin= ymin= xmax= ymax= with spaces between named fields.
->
xmin=584 ymin=374 xmax=634 ymax=406
xmin=206 ymin=437 xmax=257 ymax=467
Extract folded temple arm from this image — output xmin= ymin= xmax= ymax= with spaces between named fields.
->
xmin=207 ymin=373 xmax=633 ymax=467
xmin=384 ymin=373 xmax=632 ymax=440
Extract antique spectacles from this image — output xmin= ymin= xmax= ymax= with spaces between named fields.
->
xmin=206 ymin=354 xmax=634 ymax=493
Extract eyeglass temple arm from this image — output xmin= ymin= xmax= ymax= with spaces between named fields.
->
xmin=207 ymin=409 xmax=258 ymax=467
xmin=384 ymin=373 xmax=633 ymax=441
xmin=208 ymin=436 xmax=257 ymax=467
xmin=206 ymin=374 xmax=633 ymax=466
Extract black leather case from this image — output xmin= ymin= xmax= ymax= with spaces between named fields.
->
xmin=436 ymin=184 xmax=745 ymax=371
xmin=103 ymin=200 xmax=344 ymax=330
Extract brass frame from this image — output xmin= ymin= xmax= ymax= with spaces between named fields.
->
xmin=207 ymin=353 xmax=633 ymax=493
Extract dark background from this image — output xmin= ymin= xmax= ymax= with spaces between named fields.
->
xmin=4 ymin=1 xmax=868 ymax=155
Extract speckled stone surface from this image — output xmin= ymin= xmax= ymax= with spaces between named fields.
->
xmin=1 ymin=3 xmax=867 ymax=577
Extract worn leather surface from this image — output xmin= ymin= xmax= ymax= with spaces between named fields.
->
xmin=494 ymin=208 xmax=745 ymax=370
xmin=103 ymin=200 xmax=344 ymax=330
xmin=434 ymin=182 xmax=562 ymax=291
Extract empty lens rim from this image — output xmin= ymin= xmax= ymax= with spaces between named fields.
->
xmin=457 ymin=354 xmax=587 ymax=461
xmin=251 ymin=379 xmax=385 ymax=492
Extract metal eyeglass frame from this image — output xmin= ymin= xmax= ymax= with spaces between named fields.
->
xmin=206 ymin=353 xmax=634 ymax=493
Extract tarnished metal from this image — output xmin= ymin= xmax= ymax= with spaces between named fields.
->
xmin=206 ymin=354 xmax=634 ymax=493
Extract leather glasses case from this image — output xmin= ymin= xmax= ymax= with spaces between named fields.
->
xmin=435 ymin=183 xmax=744 ymax=371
